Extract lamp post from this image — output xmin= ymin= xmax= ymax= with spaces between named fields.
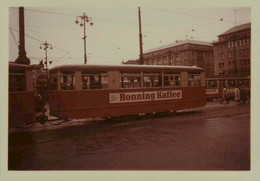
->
xmin=75 ymin=13 xmax=94 ymax=64
xmin=40 ymin=41 xmax=52 ymax=78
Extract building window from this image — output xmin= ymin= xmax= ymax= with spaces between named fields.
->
xmin=247 ymin=39 xmax=250 ymax=44
xmin=242 ymin=39 xmax=245 ymax=45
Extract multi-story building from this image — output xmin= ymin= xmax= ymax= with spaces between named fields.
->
xmin=122 ymin=60 xmax=139 ymax=65
xmin=213 ymin=23 xmax=251 ymax=77
xmin=142 ymin=39 xmax=214 ymax=77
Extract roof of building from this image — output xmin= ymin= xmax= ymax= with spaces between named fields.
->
xmin=122 ymin=60 xmax=140 ymax=64
xmin=219 ymin=22 xmax=251 ymax=36
xmin=9 ymin=62 xmax=32 ymax=70
xmin=144 ymin=39 xmax=213 ymax=54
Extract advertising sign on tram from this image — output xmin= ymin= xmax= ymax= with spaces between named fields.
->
xmin=109 ymin=90 xmax=182 ymax=103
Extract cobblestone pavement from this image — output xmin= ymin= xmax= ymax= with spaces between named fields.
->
xmin=8 ymin=101 xmax=250 ymax=170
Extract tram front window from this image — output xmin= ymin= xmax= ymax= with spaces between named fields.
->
xmin=9 ymin=69 xmax=26 ymax=91
xmin=9 ymin=74 xmax=26 ymax=91
xmin=50 ymin=72 xmax=58 ymax=90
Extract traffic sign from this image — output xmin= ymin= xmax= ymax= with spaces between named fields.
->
xmin=37 ymin=74 xmax=48 ymax=86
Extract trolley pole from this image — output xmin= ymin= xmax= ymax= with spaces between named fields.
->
xmin=138 ymin=7 xmax=144 ymax=65
xmin=40 ymin=41 xmax=53 ymax=78
xmin=75 ymin=13 xmax=94 ymax=64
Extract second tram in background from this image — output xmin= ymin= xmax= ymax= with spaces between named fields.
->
xmin=205 ymin=76 xmax=250 ymax=100
xmin=48 ymin=64 xmax=206 ymax=119
xmin=9 ymin=63 xmax=36 ymax=128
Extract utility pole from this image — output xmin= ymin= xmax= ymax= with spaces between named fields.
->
xmin=40 ymin=41 xmax=52 ymax=78
xmin=15 ymin=7 xmax=30 ymax=65
xmin=138 ymin=7 xmax=144 ymax=65
xmin=75 ymin=13 xmax=94 ymax=64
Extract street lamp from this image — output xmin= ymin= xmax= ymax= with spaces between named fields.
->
xmin=39 ymin=41 xmax=53 ymax=78
xmin=75 ymin=13 xmax=94 ymax=64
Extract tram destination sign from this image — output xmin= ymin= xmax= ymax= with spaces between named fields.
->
xmin=109 ymin=90 xmax=182 ymax=104
xmin=206 ymin=88 xmax=219 ymax=94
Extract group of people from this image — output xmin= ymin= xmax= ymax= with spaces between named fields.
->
xmin=220 ymin=85 xmax=250 ymax=104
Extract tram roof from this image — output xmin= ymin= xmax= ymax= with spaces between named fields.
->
xmin=50 ymin=64 xmax=204 ymax=73
xmin=9 ymin=62 xmax=32 ymax=69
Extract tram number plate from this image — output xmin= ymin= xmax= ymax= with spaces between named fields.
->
xmin=109 ymin=90 xmax=182 ymax=103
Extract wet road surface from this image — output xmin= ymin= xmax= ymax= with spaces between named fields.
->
xmin=9 ymin=101 xmax=250 ymax=170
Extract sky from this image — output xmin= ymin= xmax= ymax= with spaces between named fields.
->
xmin=9 ymin=7 xmax=251 ymax=68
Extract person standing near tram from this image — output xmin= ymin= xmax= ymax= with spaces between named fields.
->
xmin=240 ymin=85 xmax=247 ymax=104
xmin=220 ymin=86 xmax=229 ymax=104
xmin=234 ymin=86 xmax=241 ymax=104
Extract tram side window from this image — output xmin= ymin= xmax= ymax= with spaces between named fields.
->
xmin=9 ymin=72 xmax=26 ymax=91
xmin=121 ymin=72 xmax=141 ymax=88
xmin=50 ymin=72 xmax=58 ymax=90
xmin=228 ymin=80 xmax=236 ymax=87
xmin=219 ymin=80 xmax=225 ymax=88
xmin=143 ymin=73 xmax=162 ymax=88
xmin=61 ymin=72 xmax=75 ymax=90
xmin=188 ymin=73 xmax=201 ymax=87
xmin=164 ymin=73 xmax=180 ymax=87
xmin=237 ymin=80 xmax=245 ymax=87
xmin=82 ymin=72 xmax=108 ymax=89
xmin=207 ymin=80 xmax=217 ymax=88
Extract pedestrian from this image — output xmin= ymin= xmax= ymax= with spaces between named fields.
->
xmin=220 ymin=86 xmax=229 ymax=104
xmin=246 ymin=87 xmax=250 ymax=103
xmin=240 ymin=85 xmax=247 ymax=104
xmin=234 ymin=86 xmax=241 ymax=104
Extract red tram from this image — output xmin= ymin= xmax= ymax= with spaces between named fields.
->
xmin=48 ymin=64 xmax=206 ymax=119
xmin=9 ymin=63 xmax=35 ymax=128
xmin=205 ymin=76 xmax=250 ymax=100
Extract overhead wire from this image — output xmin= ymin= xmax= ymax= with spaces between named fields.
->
xmin=9 ymin=27 xmax=69 ymax=53
xmin=9 ymin=28 xmax=19 ymax=47
xmin=145 ymin=7 xmax=237 ymax=24
xmin=22 ymin=7 xmax=238 ymax=38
